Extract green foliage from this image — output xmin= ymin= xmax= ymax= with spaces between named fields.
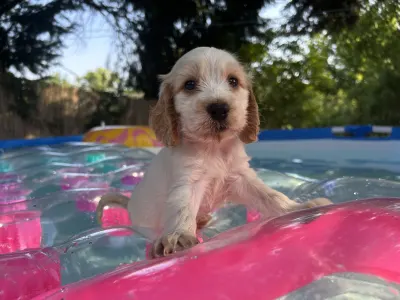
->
xmin=44 ymin=73 xmax=72 ymax=87
xmin=251 ymin=0 xmax=400 ymax=128
xmin=78 ymin=68 xmax=141 ymax=129
xmin=78 ymin=67 xmax=141 ymax=96
xmin=284 ymin=0 xmax=362 ymax=34
xmin=330 ymin=0 xmax=400 ymax=125
xmin=79 ymin=68 xmax=121 ymax=92
xmin=251 ymin=33 xmax=356 ymax=129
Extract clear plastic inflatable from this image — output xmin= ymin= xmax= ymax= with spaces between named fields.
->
xmin=1 ymin=142 xmax=400 ymax=299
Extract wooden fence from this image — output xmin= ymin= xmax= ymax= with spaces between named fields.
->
xmin=0 ymin=73 xmax=156 ymax=139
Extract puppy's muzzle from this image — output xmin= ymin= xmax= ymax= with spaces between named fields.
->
xmin=206 ymin=102 xmax=229 ymax=121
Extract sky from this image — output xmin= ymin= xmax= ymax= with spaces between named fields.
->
xmin=48 ymin=2 xmax=286 ymax=83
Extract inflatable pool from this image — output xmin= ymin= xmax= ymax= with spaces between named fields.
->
xmin=1 ymin=125 xmax=400 ymax=299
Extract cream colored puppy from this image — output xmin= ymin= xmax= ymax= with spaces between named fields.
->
xmin=97 ymin=47 xmax=331 ymax=258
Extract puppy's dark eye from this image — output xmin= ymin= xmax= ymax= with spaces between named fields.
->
xmin=228 ymin=77 xmax=238 ymax=88
xmin=184 ymin=80 xmax=196 ymax=91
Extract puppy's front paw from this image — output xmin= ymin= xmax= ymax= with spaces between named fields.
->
xmin=303 ymin=197 xmax=333 ymax=208
xmin=151 ymin=232 xmax=199 ymax=258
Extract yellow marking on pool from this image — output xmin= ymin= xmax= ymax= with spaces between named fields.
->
xmin=83 ymin=126 xmax=163 ymax=147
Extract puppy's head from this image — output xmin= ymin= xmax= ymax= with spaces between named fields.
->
xmin=150 ymin=47 xmax=260 ymax=147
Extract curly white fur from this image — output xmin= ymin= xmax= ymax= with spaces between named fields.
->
xmin=97 ymin=47 xmax=331 ymax=257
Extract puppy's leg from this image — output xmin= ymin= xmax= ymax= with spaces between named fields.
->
xmin=151 ymin=181 xmax=207 ymax=258
xmin=230 ymin=169 xmax=331 ymax=218
xmin=300 ymin=197 xmax=332 ymax=209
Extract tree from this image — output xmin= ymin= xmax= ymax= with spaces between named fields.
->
xmin=79 ymin=68 xmax=141 ymax=129
xmin=1 ymin=0 xmax=364 ymax=93
xmin=123 ymin=0 xmax=272 ymax=99
xmin=251 ymin=35 xmax=354 ymax=129
xmin=0 ymin=0 xmax=123 ymax=75
xmin=0 ymin=1 xmax=79 ymax=74
xmin=79 ymin=68 xmax=121 ymax=92
xmin=252 ymin=0 xmax=400 ymax=129
xmin=109 ymin=0 xmax=364 ymax=99
xmin=329 ymin=0 xmax=400 ymax=125
xmin=44 ymin=73 xmax=72 ymax=87
xmin=3 ymin=0 xmax=378 ymax=130
xmin=284 ymin=0 xmax=363 ymax=34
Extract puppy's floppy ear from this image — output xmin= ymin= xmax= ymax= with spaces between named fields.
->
xmin=149 ymin=75 xmax=180 ymax=147
xmin=240 ymin=85 xmax=260 ymax=144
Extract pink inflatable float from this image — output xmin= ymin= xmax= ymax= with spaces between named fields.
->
xmin=7 ymin=197 xmax=395 ymax=300
xmin=0 ymin=210 xmax=42 ymax=254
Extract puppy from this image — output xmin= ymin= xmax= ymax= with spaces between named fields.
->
xmin=96 ymin=47 xmax=332 ymax=258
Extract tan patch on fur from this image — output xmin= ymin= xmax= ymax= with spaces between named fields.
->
xmin=149 ymin=80 xmax=180 ymax=147
xmin=240 ymin=86 xmax=260 ymax=144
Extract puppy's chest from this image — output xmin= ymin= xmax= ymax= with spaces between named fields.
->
xmin=199 ymin=157 xmax=239 ymax=210
xmin=201 ymin=154 xmax=234 ymax=178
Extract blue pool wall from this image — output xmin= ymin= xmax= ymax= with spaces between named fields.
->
xmin=0 ymin=125 xmax=400 ymax=150
xmin=1 ymin=125 xmax=400 ymax=173
xmin=0 ymin=135 xmax=83 ymax=150
xmin=258 ymin=125 xmax=400 ymax=140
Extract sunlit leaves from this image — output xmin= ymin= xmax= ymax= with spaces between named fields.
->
xmin=252 ymin=0 xmax=400 ymax=128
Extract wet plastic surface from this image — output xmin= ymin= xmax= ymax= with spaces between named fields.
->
xmin=33 ymin=198 xmax=400 ymax=300
xmin=1 ymin=142 xmax=400 ymax=299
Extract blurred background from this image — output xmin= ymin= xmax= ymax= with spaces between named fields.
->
xmin=0 ymin=0 xmax=398 ymax=139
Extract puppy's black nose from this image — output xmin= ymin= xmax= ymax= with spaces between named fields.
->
xmin=206 ymin=102 xmax=229 ymax=121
